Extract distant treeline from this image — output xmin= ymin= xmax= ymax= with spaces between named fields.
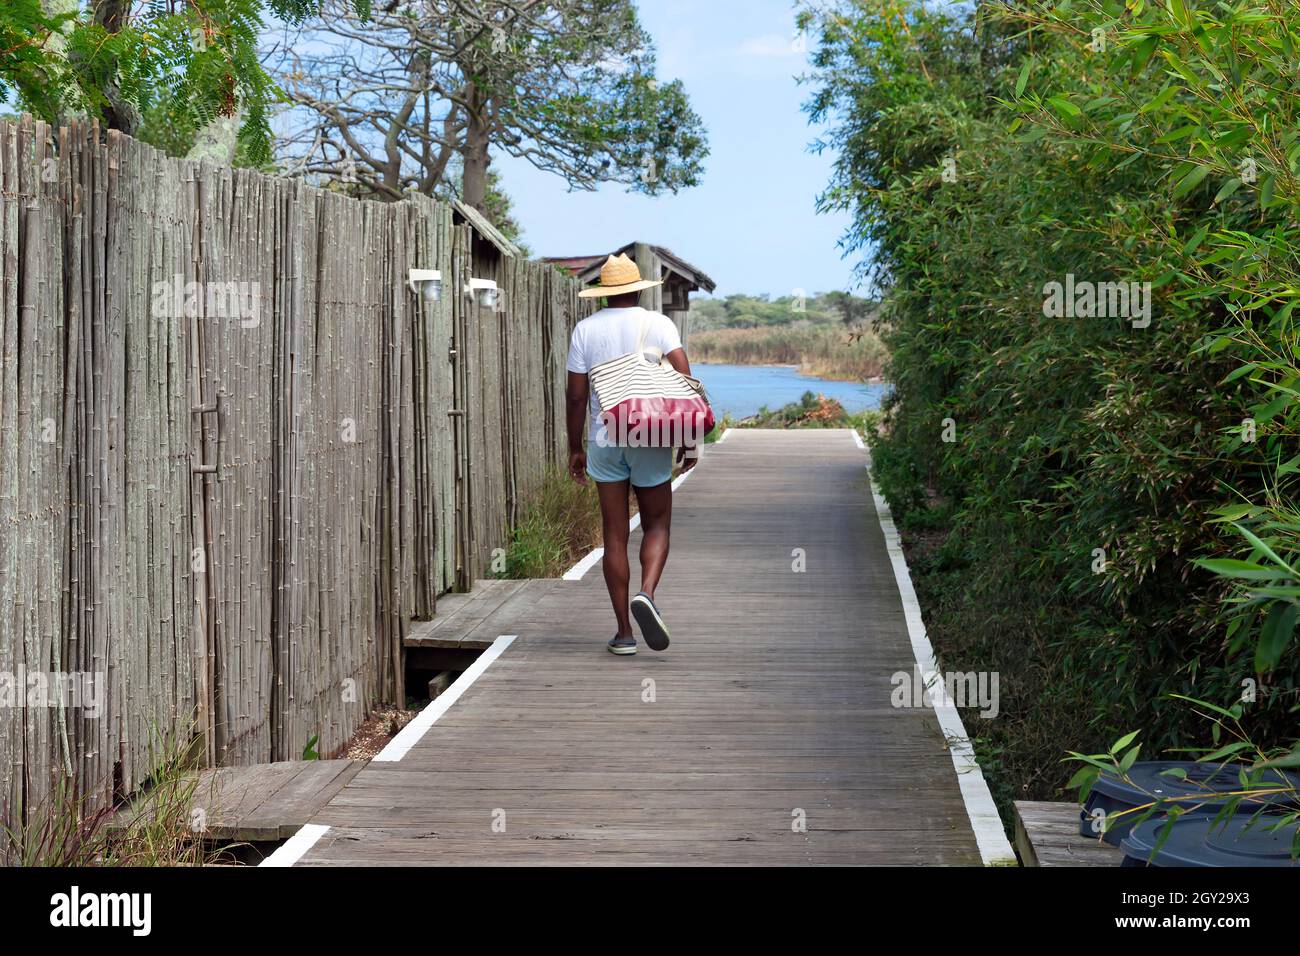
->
xmin=688 ymin=291 xmax=876 ymax=331
xmin=686 ymin=292 xmax=883 ymax=379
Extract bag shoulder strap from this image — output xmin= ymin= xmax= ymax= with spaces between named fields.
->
xmin=635 ymin=310 xmax=663 ymax=362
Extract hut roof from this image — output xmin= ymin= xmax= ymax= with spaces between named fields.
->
xmin=543 ymin=242 xmax=716 ymax=294
xmin=451 ymin=198 xmax=522 ymax=258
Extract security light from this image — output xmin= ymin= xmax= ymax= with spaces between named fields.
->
xmin=466 ymin=277 xmax=500 ymax=310
xmin=407 ymin=268 xmax=442 ymax=302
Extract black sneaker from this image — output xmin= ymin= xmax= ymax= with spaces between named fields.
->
xmin=630 ymin=592 xmax=670 ymax=651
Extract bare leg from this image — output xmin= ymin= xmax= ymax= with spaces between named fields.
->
xmin=596 ymin=479 xmax=633 ymax=637
xmin=633 ymin=479 xmax=673 ymax=600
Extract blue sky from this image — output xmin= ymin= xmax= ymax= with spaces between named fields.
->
xmin=493 ymin=0 xmax=859 ymax=299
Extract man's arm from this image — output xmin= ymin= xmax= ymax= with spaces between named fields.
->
xmin=663 ymin=347 xmax=701 ymax=472
xmin=565 ymin=371 xmax=589 ymax=484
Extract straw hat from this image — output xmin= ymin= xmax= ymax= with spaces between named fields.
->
xmin=577 ymin=253 xmax=663 ymax=298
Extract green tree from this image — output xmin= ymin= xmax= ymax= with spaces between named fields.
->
xmin=275 ymin=0 xmax=708 ymax=208
xmin=688 ymin=292 xmax=873 ymax=331
xmin=1 ymin=0 xmax=369 ymax=166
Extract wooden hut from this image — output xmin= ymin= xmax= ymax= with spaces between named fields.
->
xmin=543 ymin=241 xmax=716 ymax=341
xmin=452 ymin=198 xmax=521 ymax=278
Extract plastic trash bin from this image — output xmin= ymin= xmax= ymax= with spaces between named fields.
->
xmin=1120 ymin=812 xmax=1300 ymax=867
xmin=1079 ymin=760 xmax=1300 ymax=846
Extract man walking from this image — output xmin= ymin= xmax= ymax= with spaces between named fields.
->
xmin=565 ymin=253 xmax=700 ymax=655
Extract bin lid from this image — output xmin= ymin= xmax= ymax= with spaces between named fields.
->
xmin=1093 ymin=761 xmax=1300 ymax=812
xmin=1121 ymin=813 xmax=1300 ymax=867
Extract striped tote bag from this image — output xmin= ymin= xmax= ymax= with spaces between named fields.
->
xmin=588 ymin=319 xmax=715 ymax=447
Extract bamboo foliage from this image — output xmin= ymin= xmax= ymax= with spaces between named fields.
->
xmin=0 ymin=116 xmax=588 ymax=828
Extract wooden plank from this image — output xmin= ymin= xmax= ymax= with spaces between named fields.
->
xmin=298 ymin=831 xmax=972 ymax=867
xmin=241 ymin=759 xmax=366 ymax=838
xmin=453 ymin=579 xmax=557 ymax=647
xmin=405 ymin=579 xmax=558 ymax=649
xmin=1014 ymin=800 xmax=1119 ymax=867
xmin=0 ymin=117 xmax=19 ymax=837
xmin=451 ymin=221 xmax=474 ymax=588
xmin=405 ymin=574 xmax=538 ymax=650
xmin=405 ymin=579 xmax=524 ymax=648
xmin=114 ymin=759 xmax=365 ymax=842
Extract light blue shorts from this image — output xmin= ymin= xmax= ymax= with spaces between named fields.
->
xmin=586 ymin=443 xmax=674 ymax=487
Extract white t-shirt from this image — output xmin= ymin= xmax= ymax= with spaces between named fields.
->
xmin=566 ymin=306 xmax=684 ymax=444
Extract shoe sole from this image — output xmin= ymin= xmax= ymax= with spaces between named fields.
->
xmin=631 ymin=595 xmax=670 ymax=651
xmin=607 ymin=643 xmax=637 ymax=656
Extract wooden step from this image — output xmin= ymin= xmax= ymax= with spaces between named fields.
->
xmin=112 ymin=759 xmax=366 ymax=842
xmin=1014 ymin=800 xmax=1121 ymax=867
xmin=407 ymin=578 xmax=558 ymax=650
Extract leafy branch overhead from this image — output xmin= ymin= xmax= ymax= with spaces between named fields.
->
xmin=274 ymin=0 xmax=708 ymax=208
xmin=1 ymin=0 xmax=368 ymax=166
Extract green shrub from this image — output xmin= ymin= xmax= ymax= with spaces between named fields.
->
xmin=744 ymin=391 xmax=852 ymax=428
xmin=500 ymin=468 xmax=603 ymax=579
xmin=802 ymin=0 xmax=1300 ymax=812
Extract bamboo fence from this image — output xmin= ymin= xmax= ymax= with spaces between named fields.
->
xmin=0 ymin=116 xmax=590 ymax=829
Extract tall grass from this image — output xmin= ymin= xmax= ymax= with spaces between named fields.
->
xmin=2 ymin=728 xmax=209 ymax=866
xmin=687 ymin=323 xmax=886 ymax=380
xmin=500 ymin=468 xmax=604 ymax=578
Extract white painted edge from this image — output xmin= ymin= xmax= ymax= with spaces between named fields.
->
xmin=716 ymin=427 xmax=733 ymax=444
xmin=563 ymin=546 xmax=604 ymax=581
xmin=374 ymin=635 xmax=518 ymax=762
xmin=560 ymin=438 xmax=717 ymax=580
xmin=859 ymin=447 xmax=1018 ymax=866
xmin=848 ymin=427 xmax=865 ymax=450
xmin=258 ymin=823 xmax=330 ymax=868
xmin=670 ymin=463 xmax=695 ymax=492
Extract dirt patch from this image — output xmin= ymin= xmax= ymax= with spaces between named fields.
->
xmin=332 ymin=704 xmax=420 ymax=760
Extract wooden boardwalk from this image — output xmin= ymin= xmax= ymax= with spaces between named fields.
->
xmin=291 ymin=429 xmax=1002 ymax=865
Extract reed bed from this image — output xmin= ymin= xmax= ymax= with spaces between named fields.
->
xmin=686 ymin=324 xmax=886 ymax=380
